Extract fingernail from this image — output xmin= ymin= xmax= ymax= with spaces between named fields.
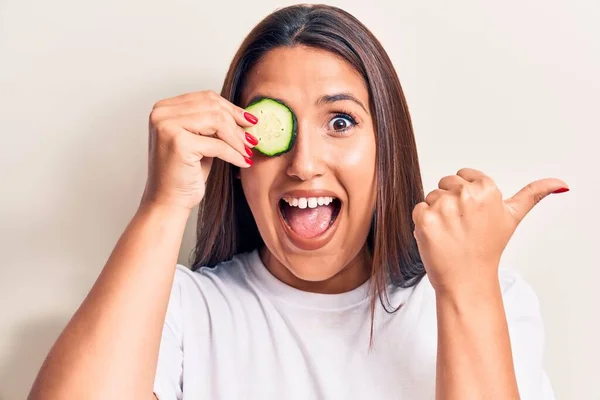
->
xmin=244 ymin=145 xmax=253 ymax=157
xmin=245 ymin=132 xmax=259 ymax=146
xmin=552 ymin=187 xmax=570 ymax=194
xmin=244 ymin=156 xmax=254 ymax=166
xmin=244 ymin=112 xmax=258 ymax=125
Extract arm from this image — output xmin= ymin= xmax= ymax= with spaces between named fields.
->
xmin=28 ymin=203 xmax=190 ymax=400
xmin=28 ymin=90 xmax=258 ymax=400
xmin=411 ymin=167 xmax=567 ymax=400
xmin=435 ymin=280 xmax=519 ymax=399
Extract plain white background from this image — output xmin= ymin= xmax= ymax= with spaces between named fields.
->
xmin=0 ymin=0 xmax=598 ymax=399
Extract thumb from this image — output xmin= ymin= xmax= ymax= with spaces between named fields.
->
xmin=504 ymin=178 xmax=569 ymax=222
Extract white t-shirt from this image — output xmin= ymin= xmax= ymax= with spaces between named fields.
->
xmin=153 ymin=250 xmax=554 ymax=400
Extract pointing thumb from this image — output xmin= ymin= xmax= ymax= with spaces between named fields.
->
xmin=504 ymin=178 xmax=569 ymax=223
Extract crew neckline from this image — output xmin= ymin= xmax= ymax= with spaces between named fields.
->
xmin=242 ymin=249 xmax=373 ymax=310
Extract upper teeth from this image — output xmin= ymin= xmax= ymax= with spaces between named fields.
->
xmin=282 ymin=197 xmax=336 ymax=209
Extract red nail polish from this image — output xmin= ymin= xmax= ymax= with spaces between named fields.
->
xmin=245 ymin=132 xmax=259 ymax=146
xmin=245 ymin=145 xmax=253 ymax=157
xmin=552 ymin=187 xmax=570 ymax=194
xmin=244 ymin=112 xmax=258 ymax=124
xmin=244 ymin=156 xmax=253 ymax=166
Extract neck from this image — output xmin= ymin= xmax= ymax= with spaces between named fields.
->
xmin=258 ymin=244 xmax=372 ymax=294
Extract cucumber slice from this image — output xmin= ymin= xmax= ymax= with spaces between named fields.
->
xmin=245 ymin=98 xmax=297 ymax=156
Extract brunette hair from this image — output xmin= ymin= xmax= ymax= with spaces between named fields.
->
xmin=192 ymin=4 xmax=425 ymax=328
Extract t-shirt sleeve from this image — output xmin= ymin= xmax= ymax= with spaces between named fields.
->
xmin=501 ymin=269 xmax=555 ymax=400
xmin=153 ymin=267 xmax=185 ymax=400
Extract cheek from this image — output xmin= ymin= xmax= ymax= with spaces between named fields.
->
xmin=339 ymin=140 xmax=375 ymax=170
xmin=240 ymin=158 xmax=278 ymax=218
xmin=335 ymin=132 xmax=377 ymax=204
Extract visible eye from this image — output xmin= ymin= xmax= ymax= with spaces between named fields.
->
xmin=328 ymin=113 xmax=357 ymax=133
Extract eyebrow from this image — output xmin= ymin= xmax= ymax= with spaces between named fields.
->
xmin=244 ymin=93 xmax=368 ymax=114
xmin=316 ymin=93 xmax=368 ymax=114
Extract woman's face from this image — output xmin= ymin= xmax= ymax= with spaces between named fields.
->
xmin=240 ymin=46 xmax=377 ymax=292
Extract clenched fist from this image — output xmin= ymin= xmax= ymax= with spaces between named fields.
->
xmin=412 ymin=168 xmax=569 ymax=294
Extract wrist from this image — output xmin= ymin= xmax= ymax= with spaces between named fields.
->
xmin=137 ymin=199 xmax=193 ymax=223
xmin=434 ymin=276 xmax=503 ymax=311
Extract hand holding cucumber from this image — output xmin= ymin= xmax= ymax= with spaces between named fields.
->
xmin=141 ymin=90 xmax=259 ymax=211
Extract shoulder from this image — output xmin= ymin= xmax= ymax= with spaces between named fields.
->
xmin=173 ymin=253 xmax=249 ymax=285
xmin=409 ymin=268 xmax=540 ymax=306
xmin=498 ymin=268 xmax=542 ymax=320
xmin=171 ymin=251 xmax=257 ymax=299
xmin=402 ymin=268 xmax=543 ymax=328
xmin=498 ymin=270 xmax=554 ymax=398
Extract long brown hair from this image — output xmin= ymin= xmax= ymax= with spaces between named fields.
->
xmin=192 ymin=4 xmax=425 ymax=325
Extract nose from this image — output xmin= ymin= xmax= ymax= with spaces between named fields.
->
xmin=285 ymin=126 xmax=326 ymax=181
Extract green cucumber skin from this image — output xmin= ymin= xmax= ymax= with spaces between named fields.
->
xmin=245 ymin=98 xmax=297 ymax=157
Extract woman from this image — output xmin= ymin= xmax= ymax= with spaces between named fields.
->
xmin=29 ymin=4 xmax=566 ymax=400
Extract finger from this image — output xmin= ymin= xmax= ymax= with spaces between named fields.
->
xmin=153 ymin=99 xmax=251 ymax=124
xmin=456 ymin=167 xmax=488 ymax=183
xmin=424 ymin=189 xmax=446 ymax=206
xmin=438 ymin=175 xmax=468 ymax=191
xmin=412 ymin=201 xmax=429 ymax=224
xmin=153 ymin=91 xmax=257 ymax=129
xmin=151 ymin=101 xmax=208 ymax=120
xmin=213 ymin=95 xmax=259 ymax=128
xmin=154 ymin=91 xmax=211 ymax=107
xmin=151 ymin=100 xmax=258 ymax=149
xmin=186 ymin=133 xmax=250 ymax=169
xmin=221 ymin=114 xmax=258 ymax=157
xmin=174 ymin=113 xmax=249 ymax=159
xmin=213 ymin=100 xmax=260 ymax=146
xmin=504 ymin=178 xmax=569 ymax=222
xmin=220 ymin=111 xmax=254 ymax=155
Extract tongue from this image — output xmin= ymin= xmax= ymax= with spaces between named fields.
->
xmin=285 ymin=204 xmax=334 ymax=238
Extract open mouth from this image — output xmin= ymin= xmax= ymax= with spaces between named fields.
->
xmin=278 ymin=196 xmax=342 ymax=239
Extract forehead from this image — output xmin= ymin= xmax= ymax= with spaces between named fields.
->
xmin=241 ymin=46 xmax=368 ymax=107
